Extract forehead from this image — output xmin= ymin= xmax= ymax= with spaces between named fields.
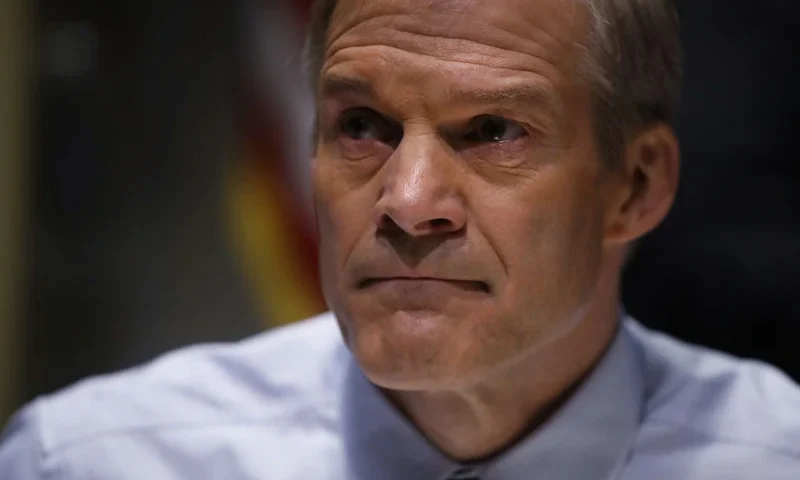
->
xmin=326 ymin=0 xmax=589 ymax=64
xmin=321 ymin=0 xmax=591 ymax=117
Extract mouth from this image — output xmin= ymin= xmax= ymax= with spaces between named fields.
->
xmin=357 ymin=277 xmax=491 ymax=294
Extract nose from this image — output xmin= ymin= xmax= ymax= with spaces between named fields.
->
xmin=374 ymin=134 xmax=466 ymax=237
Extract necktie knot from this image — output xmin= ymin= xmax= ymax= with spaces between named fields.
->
xmin=445 ymin=466 xmax=482 ymax=480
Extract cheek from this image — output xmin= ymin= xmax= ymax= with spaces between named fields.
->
xmin=312 ymin=161 xmax=376 ymax=278
xmin=478 ymin=174 xmax=605 ymax=320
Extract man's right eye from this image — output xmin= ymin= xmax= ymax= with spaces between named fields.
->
xmin=337 ymin=108 xmax=401 ymax=145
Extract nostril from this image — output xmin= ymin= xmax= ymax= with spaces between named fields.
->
xmin=429 ymin=218 xmax=451 ymax=228
xmin=412 ymin=217 xmax=461 ymax=235
xmin=377 ymin=214 xmax=403 ymax=233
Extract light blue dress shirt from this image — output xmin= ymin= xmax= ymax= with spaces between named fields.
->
xmin=2 ymin=312 xmax=800 ymax=479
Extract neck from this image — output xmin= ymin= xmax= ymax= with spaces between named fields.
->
xmin=385 ymin=266 xmax=623 ymax=461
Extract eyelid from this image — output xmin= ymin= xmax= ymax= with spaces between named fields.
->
xmin=480 ymin=109 xmax=550 ymax=134
xmin=468 ymin=115 xmax=535 ymax=140
xmin=471 ymin=114 xmax=528 ymax=129
xmin=336 ymin=107 xmax=403 ymax=146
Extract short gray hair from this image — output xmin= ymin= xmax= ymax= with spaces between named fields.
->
xmin=303 ymin=0 xmax=682 ymax=167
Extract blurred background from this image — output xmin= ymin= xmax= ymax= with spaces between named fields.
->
xmin=0 ymin=0 xmax=798 ymax=424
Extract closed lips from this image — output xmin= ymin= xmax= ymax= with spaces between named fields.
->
xmin=358 ymin=277 xmax=490 ymax=293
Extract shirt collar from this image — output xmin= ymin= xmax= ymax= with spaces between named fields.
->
xmin=342 ymin=320 xmax=645 ymax=480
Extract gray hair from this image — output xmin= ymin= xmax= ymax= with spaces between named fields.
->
xmin=303 ymin=0 xmax=682 ymax=167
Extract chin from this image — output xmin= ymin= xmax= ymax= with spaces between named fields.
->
xmin=343 ymin=308 xmax=496 ymax=392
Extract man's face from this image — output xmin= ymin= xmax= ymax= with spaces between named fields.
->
xmin=312 ymin=0 xmax=617 ymax=390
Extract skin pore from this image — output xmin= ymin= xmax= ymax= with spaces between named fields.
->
xmin=311 ymin=0 xmax=679 ymax=461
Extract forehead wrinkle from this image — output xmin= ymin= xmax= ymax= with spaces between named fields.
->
xmin=327 ymin=0 xmax=588 ymax=70
xmin=321 ymin=43 xmax=565 ymax=91
xmin=329 ymin=0 xmax=476 ymax=44
xmin=385 ymin=12 xmax=577 ymax=67
xmin=328 ymin=15 xmax=571 ymax=77
xmin=324 ymin=43 xmax=563 ymax=96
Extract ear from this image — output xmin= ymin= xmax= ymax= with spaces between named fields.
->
xmin=604 ymin=124 xmax=680 ymax=245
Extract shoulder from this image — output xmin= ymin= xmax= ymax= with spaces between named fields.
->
xmin=40 ymin=312 xmax=347 ymax=445
xmin=0 ymin=312 xmax=349 ymax=478
xmin=624 ymin=319 xmax=800 ymax=476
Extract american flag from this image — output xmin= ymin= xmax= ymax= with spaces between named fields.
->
xmin=227 ymin=0 xmax=325 ymax=327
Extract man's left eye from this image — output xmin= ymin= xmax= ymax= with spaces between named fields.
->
xmin=466 ymin=115 xmax=528 ymax=143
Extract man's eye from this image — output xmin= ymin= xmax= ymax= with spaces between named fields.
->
xmin=466 ymin=115 xmax=528 ymax=143
xmin=337 ymin=108 xmax=400 ymax=144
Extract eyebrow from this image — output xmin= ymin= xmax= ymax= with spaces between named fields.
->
xmin=449 ymin=84 xmax=566 ymax=121
xmin=319 ymin=74 xmax=376 ymax=100
xmin=318 ymin=73 xmax=565 ymax=121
